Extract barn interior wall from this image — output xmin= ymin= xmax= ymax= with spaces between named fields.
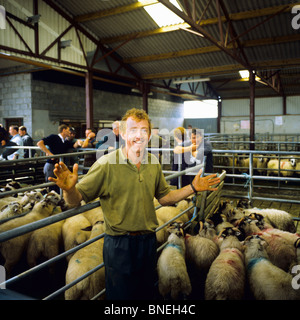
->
xmin=221 ymin=96 xmax=300 ymax=135
xmin=0 ymin=71 xmax=32 ymax=133
xmin=0 ymin=70 xmax=184 ymax=140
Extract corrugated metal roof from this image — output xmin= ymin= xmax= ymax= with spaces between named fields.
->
xmin=0 ymin=0 xmax=299 ymax=99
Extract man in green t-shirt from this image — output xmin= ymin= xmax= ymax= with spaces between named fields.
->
xmin=49 ymin=108 xmax=220 ymax=300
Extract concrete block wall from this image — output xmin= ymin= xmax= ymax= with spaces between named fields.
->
xmin=31 ymin=79 xmax=184 ymax=139
xmin=0 ymin=71 xmax=32 ymax=134
xmin=0 ymin=68 xmax=184 ymax=140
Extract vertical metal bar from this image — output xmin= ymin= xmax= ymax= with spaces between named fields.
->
xmin=249 ymin=70 xmax=255 ymax=150
xmin=85 ymin=71 xmax=94 ymax=128
xmin=249 ymin=152 xmax=253 ymax=203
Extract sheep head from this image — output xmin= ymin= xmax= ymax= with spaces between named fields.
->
xmin=167 ymin=221 xmax=185 ymax=238
xmin=246 ymin=212 xmax=265 ymax=230
xmin=218 ymin=227 xmax=241 ymax=239
xmin=294 ymin=238 xmax=300 ymax=249
xmin=236 ymin=199 xmax=252 ymax=209
xmin=243 ymin=235 xmax=268 ymax=260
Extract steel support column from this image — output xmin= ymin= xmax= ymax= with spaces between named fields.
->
xmin=217 ymin=99 xmax=222 ymax=133
xmin=85 ymin=71 xmax=94 ymax=128
xmin=249 ymin=71 xmax=255 ymax=150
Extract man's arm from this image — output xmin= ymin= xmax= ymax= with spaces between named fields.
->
xmin=158 ymin=169 xmax=220 ymax=206
xmin=37 ymin=140 xmax=53 ymax=156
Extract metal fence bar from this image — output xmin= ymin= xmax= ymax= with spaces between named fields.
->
xmin=0 ymin=201 xmax=100 ymax=243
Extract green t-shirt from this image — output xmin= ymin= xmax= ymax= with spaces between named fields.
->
xmin=76 ymin=148 xmax=170 ymax=236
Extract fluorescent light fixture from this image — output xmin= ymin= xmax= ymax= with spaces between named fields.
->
xmin=27 ymin=14 xmax=41 ymax=24
xmin=139 ymin=0 xmax=183 ymax=27
xmin=239 ymin=70 xmax=249 ymax=78
xmin=173 ymin=78 xmax=210 ymax=84
xmin=239 ymin=69 xmax=262 ymax=82
xmin=60 ymin=40 xmax=72 ymax=48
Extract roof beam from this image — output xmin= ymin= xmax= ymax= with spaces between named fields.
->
xmin=142 ymin=57 xmax=300 ymax=80
xmin=102 ymin=3 xmax=300 ymax=44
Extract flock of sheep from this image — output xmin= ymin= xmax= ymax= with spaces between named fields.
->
xmin=157 ymin=199 xmax=300 ymax=300
xmin=0 ymin=181 xmax=300 ymax=300
xmin=222 ymin=154 xmax=300 ymax=177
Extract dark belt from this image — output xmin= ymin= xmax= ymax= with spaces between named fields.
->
xmin=126 ymin=231 xmax=153 ymax=236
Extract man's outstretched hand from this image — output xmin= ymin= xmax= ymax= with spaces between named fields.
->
xmin=48 ymin=162 xmax=78 ymax=191
xmin=192 ymin=169 xmax=220 ymax=192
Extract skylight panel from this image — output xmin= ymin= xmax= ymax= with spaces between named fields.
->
xmin=139 ymin=0 xmax=184 ymax=27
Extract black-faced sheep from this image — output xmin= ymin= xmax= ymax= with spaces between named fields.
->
xmin=244 ymin=235 xmax=300 ymax=300
xmin=205 ymin=227 xmax=245 ymax=300
xmin=237 ymin=216 xmax=298 ymax=272
xmin=157 ymin=222 xmax=192 ymax=300
xmin=267 ymin=158 xmax=296 ymax=177
xmin=185 ymin=221 xmax=220 ymax=298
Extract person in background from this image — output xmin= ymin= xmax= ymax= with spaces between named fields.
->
xmin=37 ymin=124 xmax=80 ymax=193
xmin=147 ymin=127 xmax=167 ymax=163
xmin=48 ymin=108 xmax=220 ymax=300
xmin=171 ymin=127 xmax=193 ymax=187
xmin=65 ymin=127 xmax=80 ymax=168
xmin=0 ymin=126 xmax=18 ymax=161
xmin=19 ymin=126 xmax=36 ymax=158
xmin=8 ymin=125 xmax=24 ymax=160
xmin=96 ymin=121 xmax=124 ymax=150
xmin=174 ymin=128 xmax=214 ymax=182
xmin=77 ymin=128 xmax=97 ymax=173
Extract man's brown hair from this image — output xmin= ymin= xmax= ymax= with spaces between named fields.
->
xmin=120 ymin=108 xmax=152 ymax=135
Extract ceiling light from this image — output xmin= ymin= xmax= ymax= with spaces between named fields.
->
xmin=60 ymin=40 xmax=72 ymax=48
xmin=27 ymin=14 xmax=41 ymax=24
xmin=239 ymin=70 xmax=249 ymax=78
xmin=173 ymin=78 xmax=210 ymax=84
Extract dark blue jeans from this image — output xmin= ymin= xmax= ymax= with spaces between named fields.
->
xmin=103 ymin=233 xmax=157 ymax=300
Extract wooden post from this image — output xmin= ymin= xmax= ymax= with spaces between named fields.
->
xmin=85 ymin=71 xmax=94 ymax=128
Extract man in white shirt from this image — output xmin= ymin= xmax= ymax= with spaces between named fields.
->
xmin=8 ymin=125 xmax=24 ymax=160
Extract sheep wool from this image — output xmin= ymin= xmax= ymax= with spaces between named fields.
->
xmin=65 ymin=221 xmax=105 ymax=300
xmin=157 ymin=226 xmax=191 ymax=300
xmin=0 ymin=192 xmax=62 ymax=277
xmin=244 ymin=236 xmax=300 ymax=300
xmin=205 ymin=228 xmax=245 ymax=300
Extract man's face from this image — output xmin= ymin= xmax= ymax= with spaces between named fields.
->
xmin=62 ymin=127 xmax=70 ymax=138
xmin=85 ymin=129 xmax=91 ymax=137
xmin=122 ymin=117 xmax=150 ymax=160
xmin=9 ymin=127 xmax=17 ymax=136
xmin=112 ymin=125 xmax=119 ymax=136
xmin=19 ymin=129 xmax=25 ymax=137
xmin=191 ymin=132 xmax=202 ymax=145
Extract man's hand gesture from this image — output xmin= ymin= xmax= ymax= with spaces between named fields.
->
xmin=48 ymin=162 xmax=78 ymax=191
xmin=192 ymin=169 xmax=220 ymax=192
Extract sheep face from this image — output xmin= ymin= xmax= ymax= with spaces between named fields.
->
xmin=0 ymin=202 xmax=23 ymax=216
xmin=243 ymin=235 xmax=269 ymax=262
xmin=44 ymin=191 xmax=67 ymax=210
xmin=246 ymin=212 xmax=265 ymax=230
xmin=167 ymin=221 xmax=185 ymax=238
